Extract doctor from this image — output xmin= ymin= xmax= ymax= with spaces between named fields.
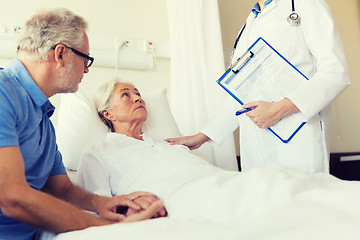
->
xmin=166 ymin=0 xmax=350 ymax=173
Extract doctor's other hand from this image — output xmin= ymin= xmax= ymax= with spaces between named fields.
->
xmin=165 ymin=132 xmax=210 ymax=150
xmin=242 ymin=98 xmax=299 ymax=129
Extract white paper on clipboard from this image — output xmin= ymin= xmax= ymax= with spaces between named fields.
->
xmin=217 ymin=37 xmax=308 ymax=143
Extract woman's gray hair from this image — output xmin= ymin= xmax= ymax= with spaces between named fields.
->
xmin=17 ymin=8 xmax=88 ymax=62
xmin=94 ymin=79 xmax=122 ymax=132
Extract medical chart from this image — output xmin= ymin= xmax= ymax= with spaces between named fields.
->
xmin=217 ymin=37 xmax=308 ymax=143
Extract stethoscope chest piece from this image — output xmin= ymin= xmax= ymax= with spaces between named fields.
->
xmin=287 ymin=12 xmax=301 ymax=26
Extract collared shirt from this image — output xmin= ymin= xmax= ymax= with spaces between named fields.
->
xmin=0 ymin=59 xmax=66 ymax=240
xmin=251 ymin=0 xmax=273 ymax=17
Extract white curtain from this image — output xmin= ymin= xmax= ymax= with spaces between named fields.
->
xmin=167 ymin=0 xmax=237 ymax=171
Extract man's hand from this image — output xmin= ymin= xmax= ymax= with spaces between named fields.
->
xmin=126 ymin=194 xmax=167 ymax=218
xmin=95 ymin=192 xmax=167 ymax=222
xmin=123 ymin=199 xmax=166 ymax=223
xmin=242 ymin=98 xmax=299 ymax=128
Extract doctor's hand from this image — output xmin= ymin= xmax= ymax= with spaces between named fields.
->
xmin=242 ymin=98 xmax=299 ymax=129
xmin=165 ymin=132 xmax=210 ymax=150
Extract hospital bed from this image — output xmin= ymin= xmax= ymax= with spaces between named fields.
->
xmin=42 ymin=88 xmax=360 ymax=240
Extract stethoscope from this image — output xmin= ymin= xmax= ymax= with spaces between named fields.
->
xmin=287 ymin=0 xmax=301 ymax=26
xmin=230 ymin=0 xmax=301 ymax=61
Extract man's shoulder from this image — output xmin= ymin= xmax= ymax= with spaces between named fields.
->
xmin=0 ymin=66 xmax=26 ymax=101
xmin=0 ymin=72 xmax=28 ymax=119
xmin=0 ymin=67 xmax=33 ymax=147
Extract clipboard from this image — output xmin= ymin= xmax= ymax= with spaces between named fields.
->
xmin=217 ymin=37 xmax=308 ymax=143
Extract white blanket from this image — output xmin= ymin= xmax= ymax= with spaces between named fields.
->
xmin=44 ymin=167 xmax=360 ymax=240
xmin=44 ymin=133 xmax=360 ymax=239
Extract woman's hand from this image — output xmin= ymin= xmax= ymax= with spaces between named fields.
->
xmin=122 ymin=199 xmax=166 ymax=223
xmin=165 ymin=133 xmax=210 ymax=150
xmin=126 ymin=194 xmax=167 ymax=219
xmin=94 ymin=191 xmax=166 ymax=222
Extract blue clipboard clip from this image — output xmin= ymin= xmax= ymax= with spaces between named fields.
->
xmin=231 ymin=50 xmax=254 ymax=74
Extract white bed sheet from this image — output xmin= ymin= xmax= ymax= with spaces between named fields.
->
xmin=42 ymin=213 xmax=359 ymax=240
xmin=43 ymin=165 xmax=360 ymax=240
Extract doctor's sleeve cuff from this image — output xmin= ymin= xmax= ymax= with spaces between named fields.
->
xmin=285 ymin=69 xmax=350 ymax=122
xmin=201 ymin=112 xmax=239 ymax=146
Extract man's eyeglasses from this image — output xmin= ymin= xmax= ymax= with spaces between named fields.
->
xmin=51 ymin=44 xmax=94 ymax=68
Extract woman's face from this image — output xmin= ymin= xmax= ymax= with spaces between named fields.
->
xmin=106 ymin=82 xmax=147 ymax=124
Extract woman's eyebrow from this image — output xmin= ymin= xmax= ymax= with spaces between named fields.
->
xmin=119 ymin=88 xmax=138 ymax=92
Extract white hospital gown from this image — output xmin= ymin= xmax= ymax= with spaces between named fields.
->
xmin=77 ymin=132 xmax=220 ymax=198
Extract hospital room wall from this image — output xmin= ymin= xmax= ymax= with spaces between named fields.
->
xmin=0 ymin=0 xmax=172 ymax=123
xmin=0 ymin=0 xmax=359 ymax=155
xmin=218 ymin=0 xmax=360 ymax=154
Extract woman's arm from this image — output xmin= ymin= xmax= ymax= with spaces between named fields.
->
xmin=76 ymin=149 xmax=167 ymax=219
xmin=77 ymin=152 xmax=113 ymax=197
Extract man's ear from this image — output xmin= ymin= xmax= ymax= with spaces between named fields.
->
xmin=53 ymin=44 xmax=66 ymax=65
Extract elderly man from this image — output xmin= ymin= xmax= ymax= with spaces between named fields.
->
xmin=0 ymin=8 xmax=165 ymax=240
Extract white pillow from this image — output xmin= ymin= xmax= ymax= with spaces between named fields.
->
xmin=56 ymin=88 xmax=181 ymax=171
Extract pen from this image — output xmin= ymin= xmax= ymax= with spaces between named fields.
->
xmin=235 ymin=108 xmax=253 ymax=116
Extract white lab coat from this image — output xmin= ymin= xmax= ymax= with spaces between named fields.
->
xmin=202 ymin=0 xmax=350 ymax=173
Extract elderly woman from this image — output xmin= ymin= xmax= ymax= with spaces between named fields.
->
xmin=80 ymin=79 xmax=168 ymax=217
xmin=77 ymin=80 xmax=360 ymax=222
xmin=77 ymin=80 xmax=218 ymax=215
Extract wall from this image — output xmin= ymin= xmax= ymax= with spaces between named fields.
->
xmin=326 ymin=0 xmax=360 ymax=153
xmin=0 ymin=0 xmax=171 ymax=124
xmin=218 ymin=0 xmax=360 ymax=154
xmin=0 ymin=0 xmax=359 ymax=154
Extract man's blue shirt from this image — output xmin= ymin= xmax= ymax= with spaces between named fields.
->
xmin=0 ymin=59 xmax=66 ymax=240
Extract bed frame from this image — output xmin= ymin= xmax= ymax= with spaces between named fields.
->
xmin=330 ymin=152 xmax=360 ymax=180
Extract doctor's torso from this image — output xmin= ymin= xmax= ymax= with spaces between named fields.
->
xmin=230 ymin=0 xmax=334 ymax=173
xmin=232 ymin=0 xmax=315 ymax=80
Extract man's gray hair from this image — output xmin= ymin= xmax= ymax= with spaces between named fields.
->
xmin=17 ymin=8 xmax=88 ymax=61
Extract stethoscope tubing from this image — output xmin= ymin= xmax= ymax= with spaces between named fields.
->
xmin=232 ymin=0 xmax=300 ymax=53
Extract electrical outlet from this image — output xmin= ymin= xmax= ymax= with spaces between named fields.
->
xmin=0 ymin=24 xmax=13 ymax=39
xmin=13 ymin=26 xmax=21 ymax=35
xmin=117 ymin=40 xmax=129 ymax=49
xmin=144 ymin=40 xmax=155 ymax=53
xmin=116 ymin=39 xmax=137 ymax=54
xmin=0 ymin=24 xmax=21 ymax=39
